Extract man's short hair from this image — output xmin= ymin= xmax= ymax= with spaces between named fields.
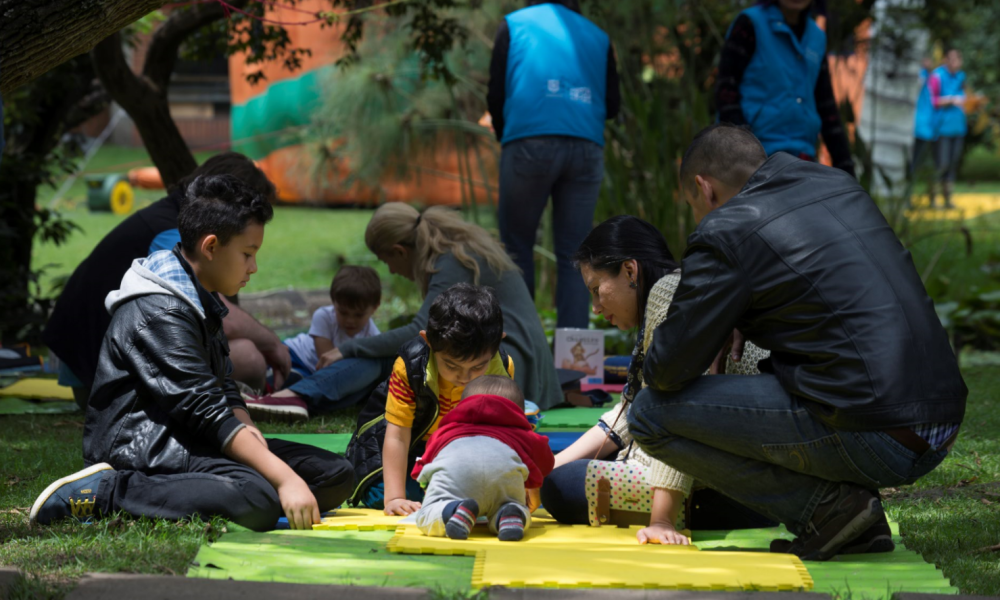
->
xmin=679 ymin=123 xmax=767 ymax=192
xmin=178 ymin=174 xmax=274 ymax=252
xmin=426 ymin=283 xmax=504 ymax=361
xmin=462 ymin=374 xmax=525 ymax=410
xmin=175 ymin=152 xmax=277 ymax=205
xmin=330 ymin=265 xmax=381 ymax=310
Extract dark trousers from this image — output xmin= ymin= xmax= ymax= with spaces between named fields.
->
xmin=934 ymin=135 xmax=965 ymax=184
xmin=498 ymin=136 xmax=604 ymax=329
xmin=95 ymin=439 xmax=355 ymax=531
xmin=540 ymin=458 xmax=776 ymax=530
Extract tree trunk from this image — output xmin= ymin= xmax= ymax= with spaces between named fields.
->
xmin=0 ymin=0 xmax=171 ymax=95
xmin=91 ymin=33 xmax=197 ymax=188
xmin=0 ymin=56 xmax=107 ymax=342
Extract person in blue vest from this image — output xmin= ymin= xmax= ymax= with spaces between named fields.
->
xmin=715 ymin=0 xmax=855 ymax=176
xmin=929 ymin=48 xmax=968 ymax=209
xmin=487 ymin=0 xmax=620 ymax=330
xmin=910 ymin=57 xmax=937 ymax=203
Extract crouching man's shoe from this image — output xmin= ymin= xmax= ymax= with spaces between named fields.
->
xmin=771 ymin=484 xmax=885 ymax=561
xmin=771 ymin=510 xmax=895 ymax=556
xmin=29 ymin=463 xmax=115 ymax=526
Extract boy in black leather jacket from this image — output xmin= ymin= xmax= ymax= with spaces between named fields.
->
xmin=31 ymin=175 xmax=354 ymax=531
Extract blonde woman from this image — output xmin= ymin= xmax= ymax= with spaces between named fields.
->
xmin=348 ymin=203 xmax=561 ymax=409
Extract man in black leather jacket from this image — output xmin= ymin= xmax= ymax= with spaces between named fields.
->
xmin=30 ymin=175 xmax=354 ymax=531
xmin=628 ymin=124 xmax=967 ymax=561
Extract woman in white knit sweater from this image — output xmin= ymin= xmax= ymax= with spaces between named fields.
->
xmin=540 ymin=216 xmax=773 ymax=544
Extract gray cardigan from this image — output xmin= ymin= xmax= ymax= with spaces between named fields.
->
xmin=338 ymin=252 xmax=563 ymax=409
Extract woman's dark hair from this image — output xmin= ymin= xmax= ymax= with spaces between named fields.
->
xmin=573 ymin=216 xmax=679 ymax=326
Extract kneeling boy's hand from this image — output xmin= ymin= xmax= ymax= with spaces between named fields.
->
xmin=384 ymin=498 xmax=422 ymax=516
xmin=278 ymin=476 xmax=320 ymax=530
xmin=637 ymin=523 xmax=690 ymax=546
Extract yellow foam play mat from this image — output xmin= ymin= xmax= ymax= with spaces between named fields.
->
xmin=0 ymin=378 xmax=74 ymax=401
xmin=385 ymin=518 xmax=811 ymax=591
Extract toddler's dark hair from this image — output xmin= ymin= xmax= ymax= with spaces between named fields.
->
xmin=462 ymin=375 xmax=524 ymax=410
xmin=425 ymin=283 xmax=503 ymax=362
xmin=330 ymin=266 xmax=381 ymax=310
xmin=179 ymin=174 xmax=274 ymax=252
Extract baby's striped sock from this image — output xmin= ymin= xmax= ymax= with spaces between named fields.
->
xmin=444 ymin=499 xmax=479 ymax=540
xmin=497 ymin=505 xmax=526 ymax=542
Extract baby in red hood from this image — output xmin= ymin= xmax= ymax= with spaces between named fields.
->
xmin=411 ymin=375 xmax=554 ymax=541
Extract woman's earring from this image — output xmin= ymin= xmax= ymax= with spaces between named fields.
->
xmin=629 ymin=280 xmax=638 ymax=289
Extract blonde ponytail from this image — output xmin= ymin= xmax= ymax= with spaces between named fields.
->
xmin=364 ymin=203 xmax=518 ymax=296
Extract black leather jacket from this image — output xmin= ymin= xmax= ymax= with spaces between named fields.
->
xmin=644 ymin=153 xmax=967 ymax=431
xmin=84 ymin=247 xmax=247 ymax=473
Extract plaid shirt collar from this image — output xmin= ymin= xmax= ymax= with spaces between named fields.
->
xmin=142 ymin=245 xmax=228 ymax=328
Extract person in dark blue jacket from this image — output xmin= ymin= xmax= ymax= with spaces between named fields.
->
xmin=487 ymin=0 xmax=620 ymax=329
xmin=715 ymin=0 xmax=854 ymax=176
xmin=928 ymin=48 xmax=969 ymax=208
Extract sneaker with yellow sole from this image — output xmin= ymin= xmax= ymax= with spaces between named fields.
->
xmin=29 ymin=463 xmax=115 ymax=526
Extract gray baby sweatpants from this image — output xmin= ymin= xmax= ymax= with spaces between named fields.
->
xmin=414 ymin=436 xmax=532 ymax=537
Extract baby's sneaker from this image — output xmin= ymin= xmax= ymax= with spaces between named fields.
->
xmin=445 ymin=499 xmax=479 ymax=540
xmin=497 ymin=506 xmax=526 ymax=542
xmin=30 ymin=463 xmax=115 ymax=526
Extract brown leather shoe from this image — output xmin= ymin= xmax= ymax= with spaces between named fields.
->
xmin=770 ymin=510 xmax=895 ymax=556
xmin=770 ymin=484 xmax=885 ymax=561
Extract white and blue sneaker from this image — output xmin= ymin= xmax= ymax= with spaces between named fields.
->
xmin=29 ymin=463 xmax=114 ymax=526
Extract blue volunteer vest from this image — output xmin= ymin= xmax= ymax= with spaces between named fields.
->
xmin=731 ymin=5 xmax=826 ymax=158
xmin=933 ymin=66 xmax=967 ymax=138
xmin=502 ymin=4 xmax=609 ymax=147
xmin=913 ymin=68 xmax=936 ymax=141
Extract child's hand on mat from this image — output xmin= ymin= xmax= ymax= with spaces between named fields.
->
xmin=637 ymin=523 xmax=690 ymax=546
xmin=526 ymin=488 xmax=541 ymax=513
xmin=316 ymin=348 xmax=344 ymax=371
xmin=384 ymin=498 xmax=422 ymax=516
xmin=278 ymin=477 xmax=321 ymax=529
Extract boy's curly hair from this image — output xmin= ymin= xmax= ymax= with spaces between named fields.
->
xmin=425 ymin=283 xmax=503 ymax=362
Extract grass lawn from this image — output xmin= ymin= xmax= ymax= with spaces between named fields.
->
xmin=1 ymin=365 xmax=999 ymax=597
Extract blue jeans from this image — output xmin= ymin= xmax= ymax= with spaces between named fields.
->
xmin=498 ymin=136 xmax=603 ymax=329
xmin=627 ymin=375 xmax=951 ymax=536
xmin=288 ymin=355 xmax=394 ymax=415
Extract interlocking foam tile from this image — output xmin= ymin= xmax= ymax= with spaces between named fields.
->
xmin=313 ymin=508 xmax=407 ymax=531
xmin=387 ymin=522 xmax=810 ymax=591
xmin=263 ymin=433 xmax=350 ymax=454
xmin=187 ymin=529 xmax=472 ymax=592
xmin=472 ymin=545 xmax=812 ymax=591
xmin=536 ymin=407 xmax=608 ymax=430
xmin=0 ymin=397 xmax=79 ymax=415
xmin=0 ymin=378 xmax=74 ymax=401
xmin=388 ymin=522 xmax=694 ymax=555
xmin=693 ymin=522 xmax=958 ymax=597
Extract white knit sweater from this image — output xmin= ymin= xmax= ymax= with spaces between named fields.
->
xmin=597 ymin=271 xmax=770 ymax=495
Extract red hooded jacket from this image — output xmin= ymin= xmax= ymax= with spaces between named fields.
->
xmin=411 ymin=394 xmax=555 ymax=488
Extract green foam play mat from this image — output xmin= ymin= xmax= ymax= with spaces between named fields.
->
xmin=536 ymin=406 xmax=608 ymax=430
xmin=0 ymin=397 xmax=79 ymax=415
xmin=188 ymin=520 xmax=956 ymax=596
xmin=264 ymin=433 xmax=350 ymax=454
xmin=188 ymin=529 xmax=473 ymax=592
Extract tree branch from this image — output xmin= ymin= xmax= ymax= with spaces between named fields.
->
xmin=0 ymin=0 xmax=172 ymax=95
xmin=142 ymin=0 xmax=250 ymax=91
xmin=92 ymin=33 xmax=148 ymax=107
